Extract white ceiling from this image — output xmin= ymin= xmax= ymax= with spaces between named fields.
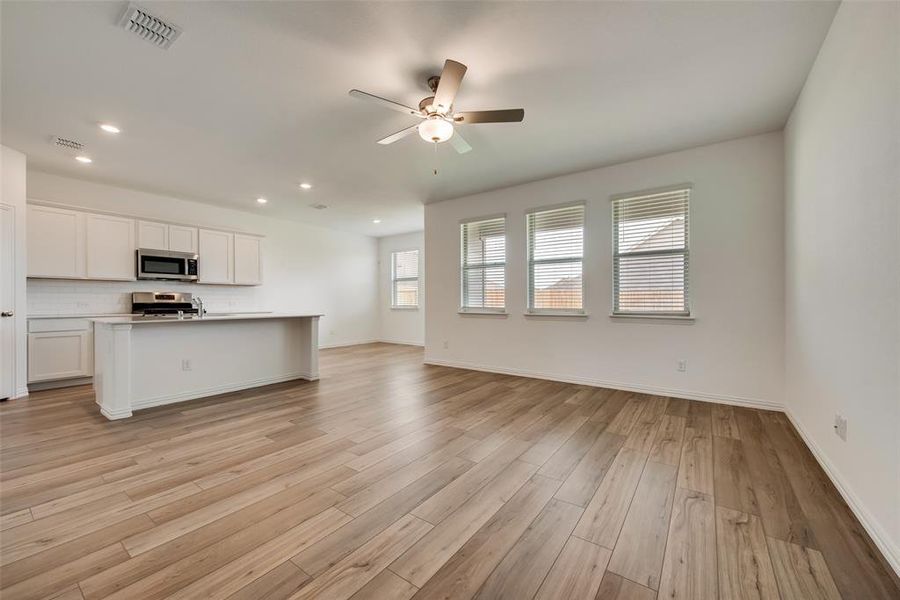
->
xmin=1 ymin=1 xmax=837 ymax=237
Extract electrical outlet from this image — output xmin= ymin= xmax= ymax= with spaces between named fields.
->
xmin=443 ymin=340 xmax=449 ymax=350
xmin=834 ymin=413 xmax=847 ymax=441
xmin=181 ymin=359 xmax=192 ymax=371
xmin=677 ymin=359 xmax=687 ymax=372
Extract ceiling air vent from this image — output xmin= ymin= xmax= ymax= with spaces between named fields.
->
xmin=310 ymin=203 xmax=329 ymax=210
xmin=118 ymin=3 xmax=182 ymax=50
xmin=54 ymin=137 xmax=84 ymax=152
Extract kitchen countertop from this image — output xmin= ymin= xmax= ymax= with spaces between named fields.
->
xmin=90 ymin=312 xmax=322 ymax=325
xmin=28 ymin=313 xmax=135 ymax=319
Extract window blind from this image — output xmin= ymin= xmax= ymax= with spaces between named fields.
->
xmin=527 ymin=204 xmax=584 ymax=312
xmin=391 ymin=249 xmax=419 ymax=308
xmin=612 ymin=188 xmax=690 ymax=315
xmin=460 ymin=217 xmax=506 ymax=310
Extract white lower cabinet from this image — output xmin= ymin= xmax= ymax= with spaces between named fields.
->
xmin=28 ymin=319 xmax=93 ymax=383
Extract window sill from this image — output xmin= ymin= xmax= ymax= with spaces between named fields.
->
xmin=524 ymin=311 xmax=589 ymax=319
xmin=609 ymin=313 xmax=695 ymax=323
xmin=458 ymin=309 xmax=508 ymax=317
xmin=390 ymin=306 xmax=419 ymax=311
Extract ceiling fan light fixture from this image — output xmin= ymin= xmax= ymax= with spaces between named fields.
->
xmin=418 ymin=117 xmax=453 ymax=143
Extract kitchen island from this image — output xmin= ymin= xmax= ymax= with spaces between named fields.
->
xmin=91 ymin=313 xmax=321 ymax=420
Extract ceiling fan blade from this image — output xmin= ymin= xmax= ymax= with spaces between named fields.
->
xmin=433 ymin=60 xmax=467 ymax=113
xmin=449 ymin=130 xmax=472 ymax=154
xmin=454 ymin=109 xmax=525 ymax=124
xmin=377 ymin=124 xmax=419 ymax=145
xmin=349 ymin=89 xmax=422 ymax=117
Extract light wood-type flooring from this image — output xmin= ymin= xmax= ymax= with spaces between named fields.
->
xmin=1 ymin=343 xmax=898 ymax=600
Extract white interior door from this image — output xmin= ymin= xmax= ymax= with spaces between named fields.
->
xmin=1 ymin=204 xmax=15 ymax=400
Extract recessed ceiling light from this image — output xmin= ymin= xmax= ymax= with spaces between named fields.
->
xmin=99 ymin=123 xmax=121 ymax=134
xmin=75 ymin=155 xmax=92 ymax=164
xmin=372 ymin=219 xmax=381 ymax=224
xmin=256 ymin=197 xmax=268 ymax=204
xmin=299 ymin=183 xmax=313 ymax=190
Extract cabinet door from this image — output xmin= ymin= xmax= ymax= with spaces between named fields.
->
xmin=137 ymin=221 xmax=168 ymax=250
xmin=198 ymin=229 xmax=233 ymax=284
xmin=168 ymin=225 xmax=198 ymax=253
xmin=233 ymin=234 xmax=262 ymax=285
xmin=28 ymin=330 xmax=92 ymax=382
xmin=27 ymin=205 xmax=85 ymax=278
xmin=86 ymin=214 xmax=136 ymax=280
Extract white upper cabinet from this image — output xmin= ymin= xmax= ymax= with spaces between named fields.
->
xmin=85 ymin=214 xmax=135 ymax=280
xmin=28 ymin=204 xmax=260 ymax=285
xmin=233 ymin=234 xmax=263 ymax=285
xmin=168 ymin=225 xmax=198 ymax=253
xmin=27 ymin=205 xmax=85 ymax=278
xmin=198 ymin=229 xmax=233 ymax=284
xmin=138 ymin=221 xmax=198 ymax=254
xmin=137 ymin=221 xmax=168 ymax=250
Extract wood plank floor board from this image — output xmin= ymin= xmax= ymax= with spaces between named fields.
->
xmin=713 ymin=435 xmax=759 ymax=515
xmin=411 ymin=474 xmax=561 ymax=600
xmin=607 ymin=461 xmax=678 ymax=590
xmin=716 ymin=506 xmax=779 ymax=600
xmin=648 ymin=414 xmax=686 ymax=466
xmin=1 ymin=344 xmax=896 ymax=600
xmin=595 ymin=572 xmax=657 ymax=600
xmin=767 ymin=537 xmax=841 ymax=600
xmin=553 ymin=431 xmax=625 ymax=507
xmin=289 ymin=513 xmax=432 ymax=600
xmin=571 ymin=447 xmax=647 ymax=549
xmin=225 ymin=560 xmax=311 ymax=600
xmin=657 ymin=487 xmax=717 ymax=600
xmin=677 ymin=426 xmax=714 ymax=496
xmin=534 ymin=536 xmax=611 ymax=600
xmin=733 ymin=408 xmax=816 ymax=548
xmin=390 ymin=459 xmax=537 ymax=587
xmin=472 ymin=497 xmax=582 ymax=600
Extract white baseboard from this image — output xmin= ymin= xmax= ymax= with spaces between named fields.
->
xmin=423 ymin=356 xmax=782 ymax=411
xmin=784 ymin=409 xmax=900 ymax=577
xmin=131 ymin=372 xmax=317 ymax=413
xmin=377 ymin=338 xmax=425 ymax=347
xmin=14 ymin=385 xmax=29 ymax=399
xmin=319 ymin=338 xmax=379 ymax=349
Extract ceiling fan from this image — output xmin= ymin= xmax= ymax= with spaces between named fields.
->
xmin=349 ymin=59 xmax=524 ymax=154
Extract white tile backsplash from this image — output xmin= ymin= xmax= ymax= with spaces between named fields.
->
xmin=27 ymin=279 xmax=265 ymax=316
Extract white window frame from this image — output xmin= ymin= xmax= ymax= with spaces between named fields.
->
xmin=611 ymin=185 xmax=691 ymax=318
xmin=459 ymin=215 xmax=507 ymax=313
xmin=391 ymin=248 xmax=419 ymax=309
xmin=526 ymin=202 xmax=586 ymax=315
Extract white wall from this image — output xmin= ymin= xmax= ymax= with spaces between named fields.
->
xmin=26 ymin=172 xmax=379 ymax=348
xmin=378 ymin=231 xmax=425 ymax=345
xmin=784 ymin=0 xmax=900 ymax=572
xmin=1 ymin=146 xmax=28 ymax=397
xmin=425 ymin=132 xmax=785 ymax=409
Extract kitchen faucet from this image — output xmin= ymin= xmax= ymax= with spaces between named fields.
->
xmin=192 ymin=296 xmax=206 ymax=317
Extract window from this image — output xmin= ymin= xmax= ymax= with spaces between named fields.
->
xmin=460 ymin=216 xmax=506 ymax=311
xmin=527 ymin=204 xmax=585 ymax=313
xmin=612 ymin=187 xmax=690 ymax=316
xmin=391 ymin=249 xmax=419 ymax=308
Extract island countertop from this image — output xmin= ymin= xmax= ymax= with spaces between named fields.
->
xmin=90 ymin=312 xmax=323 ymax=325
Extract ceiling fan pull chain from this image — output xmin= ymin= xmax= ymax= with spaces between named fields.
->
xmin=433 ymin=140 xmax=439 ymax=176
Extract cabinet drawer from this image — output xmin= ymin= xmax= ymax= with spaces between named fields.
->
xmin=28 ymin=318 xmax=92 ymax=333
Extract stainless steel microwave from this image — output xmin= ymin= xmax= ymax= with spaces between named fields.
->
xmin=136 ymin=249 xmax=199 ymax=281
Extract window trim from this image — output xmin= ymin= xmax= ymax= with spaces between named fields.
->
xmin=525 ymin=201 xmax=586 ymax=315
xmin=610 ymin=184 xmax=692 ymax=318
xmin=459 ymin=214 xmax=508 ymax=313
xmin=390 ymin=248 xmax=420 ymax=309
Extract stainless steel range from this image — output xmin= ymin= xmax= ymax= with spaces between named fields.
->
xmin=131 ymin=292 xmax=204 ymax=318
